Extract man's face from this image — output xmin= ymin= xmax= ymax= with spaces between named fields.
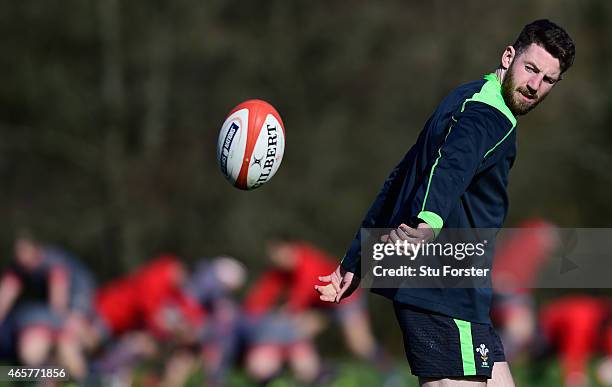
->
xmin=14 ymin=237 xmax=42 ymax=271
xmin=502 ymin=43 xmax=562 ymax=116
xmin=267 ymin=241 xmax=296 ymax=270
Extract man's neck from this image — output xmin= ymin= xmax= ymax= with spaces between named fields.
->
xmin=494 ymin=67 xmax=507 ymax=84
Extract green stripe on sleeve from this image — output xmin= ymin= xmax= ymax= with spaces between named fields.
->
xmin=420 ymin=75 xmax=515 ymax=232
xmin=420 ymin=121 xmax=455 ymax=220
xmin=454 ymin=319 xmax=477 ymax=376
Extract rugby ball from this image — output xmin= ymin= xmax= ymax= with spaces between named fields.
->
xmin=217 ymin=99 xmax=285 ymax=190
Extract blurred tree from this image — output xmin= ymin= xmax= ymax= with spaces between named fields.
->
xmin=0 ymin=0 xmax=610 ymax=285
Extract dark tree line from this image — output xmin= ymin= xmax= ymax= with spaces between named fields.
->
xmin=1 ymin=1 xmax=612 ymax=284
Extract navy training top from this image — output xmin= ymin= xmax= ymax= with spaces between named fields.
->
xmin=340 ymin=73 xmax=517 ymax=323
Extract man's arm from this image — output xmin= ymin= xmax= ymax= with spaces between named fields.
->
xmin=49 ymin=265 xmax=70 ymax=315
xmin=321 ymin=156 xmax=411 ymax=301
xmin=340 ymin=148 xmax=416 ymax=277
xmin=412 ymin=102 xmax=515 ymax=233
xmin=0 ymin=272 xmax=22 ymax=323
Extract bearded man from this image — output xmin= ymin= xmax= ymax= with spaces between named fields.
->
xmin=316 ymin=19 xmax=575 ymax=387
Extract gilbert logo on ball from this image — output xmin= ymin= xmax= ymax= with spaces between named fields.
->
xmin=217 ymin=99 xmax=285 ymax=190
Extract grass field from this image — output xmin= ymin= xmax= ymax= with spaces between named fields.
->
xmin=171 ymin=361 xmax=600 ymax=387
xmin=0 ymin=358 xmax=607 ymax=386
xmin=144 ymin=358 xmax=600 ymax=387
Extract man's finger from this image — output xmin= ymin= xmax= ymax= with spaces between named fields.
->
xmin=319 ymin=274 xmax=341 ymax=293
xmin=330 ymin=274 xmax=341 ymax=293
xmin=315 ymin=285 xmax=336 ymax=302
xmin=395 ymin=227 xmax=411 ymax=241
xmin=318 ymin=275 xmax=332 ymax=283
xmin=405 ymin=237 xmax=423 ymax=245
xmin=399 ymin=224 xmax=422 ymax=238
xmin=315 ymin=284 xmax=336 ymax=296
xmin=389 ymin=230 xmax=399 ymax=243
xmin=335 ymin=278 xmax=352 ymax=303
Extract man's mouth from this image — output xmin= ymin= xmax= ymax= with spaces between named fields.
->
xmin=517 ymin=90 xmax=537 ymax=102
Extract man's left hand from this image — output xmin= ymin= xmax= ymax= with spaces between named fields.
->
xmin=382 ymin=222 xmax=435 ymax=244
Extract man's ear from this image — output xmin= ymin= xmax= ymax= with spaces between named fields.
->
xmin=500 ymin=46 xmax=516 ymax=70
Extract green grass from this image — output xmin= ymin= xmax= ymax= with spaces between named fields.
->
xmin=1 ymin=358 xmax=606 ymax=387
xmin=182 ymin=358 xmax=598 ymax=387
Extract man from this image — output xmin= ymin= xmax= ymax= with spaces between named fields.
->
xmin=316 ymin=20 xmax=575 ymax=386
xmin=186 ymin=257 xmax=247 ymax=387
xmin=539 ymin=296 xmax=612 ymax=387
xmin=245 ymin=238 xmax=389 ymax=384
xmin=92 ymin=255 xmax=204 ymax=387
xmin=490 ymin=218 xmax=559 ymax=360
xmin=94 ymin=254 xmax=203 ymax=339
xmin=0 ymin=233 xmax=92 ymax=381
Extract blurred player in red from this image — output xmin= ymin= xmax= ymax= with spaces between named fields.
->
xmin=244 ymin=237 xmax=390 ymax=384
xmin=491 ymin=218 xmax=560 ymax=359
xmin=540 ymin=296 xmax=612 ymax=387
xmin=491 ymin=221 xmax=612 ymax=386
xmin=93 ymin=255 xmax=204 ymax=386
xmin=95 ymin=254 xmax=203 ymax=339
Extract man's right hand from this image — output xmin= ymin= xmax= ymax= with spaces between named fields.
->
xmin=315 ymin=265 xmax=359 ymax=303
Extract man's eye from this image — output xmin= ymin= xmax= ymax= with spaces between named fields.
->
xmin=525 ymin=66 xmax=534 ymax=73
xmin=544 ymin=78 xmax=556 ymax=85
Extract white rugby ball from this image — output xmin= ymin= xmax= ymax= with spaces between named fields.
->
xmin=217 ymin=99 xmax=285 ymax=190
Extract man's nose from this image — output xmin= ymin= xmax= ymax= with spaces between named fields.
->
xmin=527 ymin=75 xmax=543 ymax=94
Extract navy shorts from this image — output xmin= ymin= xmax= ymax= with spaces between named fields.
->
xmin=394 ymin=302 xmax=505 ymax=379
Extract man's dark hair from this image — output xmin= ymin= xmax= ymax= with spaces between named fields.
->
xmin=266 ymin=232 xmax=296 ymax=245
xmin=15 ymin=228 xmax=39 ymax=245
xmin=513 ymin=19 xmax=575 ymax=74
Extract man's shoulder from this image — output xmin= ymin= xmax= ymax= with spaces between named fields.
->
xmin=443 ymin=78 xmax=488 ymax=105
xmin=439 ymin=75 xmax=516 ymax=128
xmin=453 ymin=78 xmax=489 ymax=96
xmin=432 ymin=78 xmax=488 ymax=121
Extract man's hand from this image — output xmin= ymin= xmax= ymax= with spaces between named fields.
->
xmin=314 ymin=283 xmax=340 ymax=303
xmin=381 ymin=222 xmax=435 ymax=244
xmin=315 ymin=265 xmax=359 ymax=303
xmin=0 ymin=274 xmax=21 ymax=324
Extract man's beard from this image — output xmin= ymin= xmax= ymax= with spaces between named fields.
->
xmin=501 ymin=66 xmax=546 ymax=116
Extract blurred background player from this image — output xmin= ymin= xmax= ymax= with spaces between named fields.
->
xmin=243 ymin=237 xmax=394 ymax=384
xmin=539 ymin=295 xmax=612 ymax=387
xmin=93 ymin=254 xmax=204 ymax=386
xmin=0 ymin=231 xmax=93 ymax=381
xmin=95 ymin=254 xmax=203 ymax=341
xmin=186 ymin=256 xmax=247 ymax=387
xmin=490 ymin=221 xmax=612 ymax=387
xmin=491 ymin=218 xmax=560 ymax=360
